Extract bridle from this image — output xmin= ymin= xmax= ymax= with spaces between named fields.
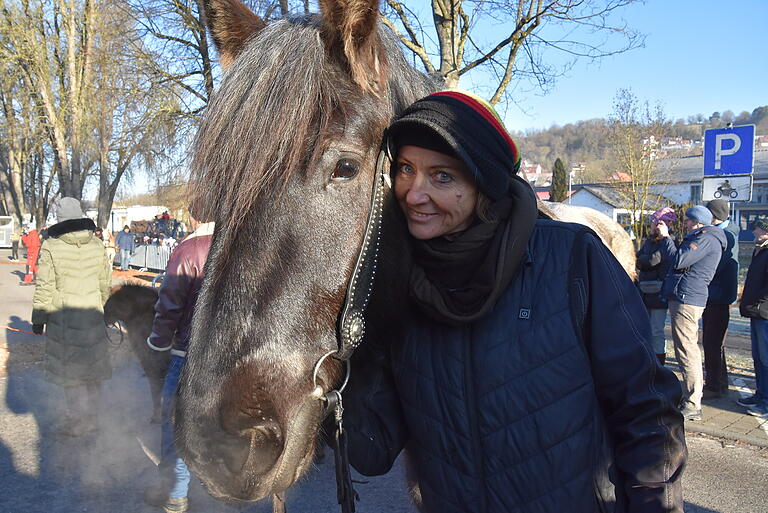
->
xmin=307 ymin=145 xmax=390 ymax=513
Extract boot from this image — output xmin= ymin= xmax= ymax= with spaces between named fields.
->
xmin=144 ymin=483 xmax=188 ymax=512
xmin=656 ymin=353 xmax=666 ymax=365
xmin=163 ymin=497 xmax=189 ymax=513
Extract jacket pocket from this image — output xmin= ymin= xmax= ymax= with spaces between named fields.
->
xmin=662 ymin=273 xmax=683 ymax=300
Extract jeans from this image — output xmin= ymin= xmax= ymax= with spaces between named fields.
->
xmin=160 ymin=355 xmax=190 ymax=498
xmin=647 ymin=308 xmax=668 ymax=355
xmin=120 ymin=249 xmax=132 ymax=271
xmin=749 ymin=319 xmax=768 ymax=405
xmin=669 ymin=300 xmax=705 ymax=410
xmin=11 ymin=241 xmax=19 ymax=260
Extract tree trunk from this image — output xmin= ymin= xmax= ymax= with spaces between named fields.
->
xmin=433 ymin=0 xmax=461 ymax=86
xmin=195 ymin=0 xmax=215 ymax=101
xmin=96 ymin=183 xmax=119 ymax=229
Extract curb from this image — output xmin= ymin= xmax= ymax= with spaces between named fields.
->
xmin=685 ymin=423 xmax=768 ymax=448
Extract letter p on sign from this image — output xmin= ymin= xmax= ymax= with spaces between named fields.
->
xmin=715 ymin=133 xmax=741 ymax=170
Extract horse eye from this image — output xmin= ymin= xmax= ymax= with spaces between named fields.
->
xmin=331 ymin=158 xmax=360 ymax=181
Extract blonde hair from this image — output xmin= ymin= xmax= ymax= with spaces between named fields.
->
xmin=475 ymin=193 xmax=497 ymax=224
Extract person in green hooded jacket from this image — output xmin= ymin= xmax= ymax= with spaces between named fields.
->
xmin=32 ymin=197 xmax=112 ymax=437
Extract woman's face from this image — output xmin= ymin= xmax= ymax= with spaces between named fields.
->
xmin=394 ymin=145 xmax=478 ymax=240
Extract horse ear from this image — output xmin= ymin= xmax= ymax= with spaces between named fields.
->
xmin=203 ymin=0 xmax=266 ymax=69
xmin=318 ymin=0 xmax=387 ymax=95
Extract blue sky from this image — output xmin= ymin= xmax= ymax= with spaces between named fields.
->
xmin=495 ymin=0 xmax=768 ymax=131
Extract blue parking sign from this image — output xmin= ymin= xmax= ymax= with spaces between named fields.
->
xmin=703 ymin=125 xmax=755 ymax=176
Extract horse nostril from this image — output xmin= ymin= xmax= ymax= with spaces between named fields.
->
xmin=216 ymin=431 xmax=252 ymax=475
xmin=217 ymin=411 xmax=284 ymax=476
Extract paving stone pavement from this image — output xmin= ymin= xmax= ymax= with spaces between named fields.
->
xmin=664 ymin=345 xmax=768 ymax=447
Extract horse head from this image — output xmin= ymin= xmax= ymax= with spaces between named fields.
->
xmin=175 ymin=0 xmax=433 ymax=501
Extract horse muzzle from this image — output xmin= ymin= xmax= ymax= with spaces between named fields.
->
xmin=177 ymin=388 xmax=324 ymax=501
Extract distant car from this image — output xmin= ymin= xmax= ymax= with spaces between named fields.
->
xmin=0 ymin=216 xmax=15 ymax=248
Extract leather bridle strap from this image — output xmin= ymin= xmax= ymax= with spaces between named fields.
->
xmin=334 ymin=147 xmax=389 ymax=361
xmin=314 ymin=147 xmax=389 ymax=513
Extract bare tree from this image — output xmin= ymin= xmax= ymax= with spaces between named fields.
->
xmin=91 ymin=3 xmax=180 ymax=228
xmin=127 ymin=0 xmax=289 ymax=123
xmin=382 ymin=0 xmax=644 ymax=105
xmin=0 ymin=0 xmax=102 ymax=199
xmin=0 ymin=43 xmax=57 ymax=227
xmin=609 ymin=88 xmax=670 ymax=241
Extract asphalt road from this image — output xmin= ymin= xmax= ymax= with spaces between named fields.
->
xmin=1 ymin=248 xmax=767 ymax=513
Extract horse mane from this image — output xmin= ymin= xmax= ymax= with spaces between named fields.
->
xmin=191 ymin=16 xmax=434 ymax=247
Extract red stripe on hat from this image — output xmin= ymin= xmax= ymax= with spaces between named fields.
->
xmin=428 ymin=91 xmax=519 ymax=166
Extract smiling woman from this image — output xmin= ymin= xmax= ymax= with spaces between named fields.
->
xmin=344 ymin=90 xmax=688 ymax=513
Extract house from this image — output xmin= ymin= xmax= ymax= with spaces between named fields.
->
xmin=563 ymin=186 xmax=672 ymax=226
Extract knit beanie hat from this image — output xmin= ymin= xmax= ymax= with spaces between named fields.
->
xmin=386 ymin=90 xmax=522 ymax=201
xmin=685 ymin=205 xmax=713 ymax=226
xmin=753 ymin=218 xmax=768 ymax=232
xmin=706 ymin=199 xmax=729 ymax=221
xmin=650 ymin=206 xmax=677 ymax=225
xmin=55 ymin=197 xmax=85 ymax=223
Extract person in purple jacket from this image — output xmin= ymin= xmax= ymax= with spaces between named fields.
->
xmin=662 ymin=205 xmax=726 ymax=421
xmin=636 ymin=207 xmax=678 ymax=364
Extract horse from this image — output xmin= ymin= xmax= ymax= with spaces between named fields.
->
xmin=103 ymin=284 xmax=168 ymax=423
xmin=175 ymin=0 xmax=640 ymax=503
xmin=539 ymin=202 xmax=637 ymax=281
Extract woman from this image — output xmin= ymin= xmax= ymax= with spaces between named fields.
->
xmin=345 ymin=91 xmax=686 ymax=513
xmin=636 ymin=207 xmax=678 ymax=365
xmin=31 ymin=197 xmax=112 ymax=437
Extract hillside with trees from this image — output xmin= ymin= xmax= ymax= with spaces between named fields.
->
xmin=515 ymin=105 xmax=768 ymax=182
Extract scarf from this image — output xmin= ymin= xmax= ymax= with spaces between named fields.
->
xmin=408 ymin=177 xmax=538 ymax=325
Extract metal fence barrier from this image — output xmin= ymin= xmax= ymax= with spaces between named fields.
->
xmin=114 ymin=245 xmax=172 ymax=272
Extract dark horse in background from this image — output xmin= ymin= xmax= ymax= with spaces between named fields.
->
xmin=175 ymin=0 xmax=638 ymax=503
xmin=104 ymin=284 xmax=169 ymax=424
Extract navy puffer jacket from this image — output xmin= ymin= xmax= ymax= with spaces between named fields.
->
xmin=707 ymin=220 xmax=740 ymax=305
xmin=740 ymin=244 xmax=768 ymax=319
xmin=662 ymin=225 xmax=727 ymax=307
xmin=347 ymin=220 xmax=686 ymax=513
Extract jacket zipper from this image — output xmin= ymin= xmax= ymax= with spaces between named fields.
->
xmin=464 ymin=323 xmax=487 ymax=513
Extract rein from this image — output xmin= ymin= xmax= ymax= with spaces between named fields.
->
xmin=309 ymin=147 xmax=389 ymax=513
xmin=104 ymin=320 xmax=125 ymax=348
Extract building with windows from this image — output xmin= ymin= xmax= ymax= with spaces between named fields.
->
xmin=651 ymin=149 xmax=768 ymax=241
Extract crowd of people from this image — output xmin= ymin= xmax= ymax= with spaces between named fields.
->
xmin=637 ymin=199 xmax=768 ymax=420
xmin=11 ymin=210 xmax=184 ymax=278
